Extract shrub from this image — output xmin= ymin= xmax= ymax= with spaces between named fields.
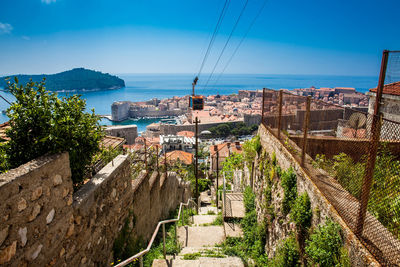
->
xmin=291 ymin=192 xmax=312 ymax=230
xmin=271 ymin=235 xmax=300 ymax=267
xmin=243 ymin=186 xmax=256 ymax=213
xmin=4 ymin=79 xmax=103 ymax=185
xmin=305 ymin=220 xmax=343 ymax=267
xmin=281 ymin=168 xmax=297 ymax=215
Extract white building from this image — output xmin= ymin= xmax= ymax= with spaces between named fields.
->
xmin=160 ymin=135 xmax=195 ymax=153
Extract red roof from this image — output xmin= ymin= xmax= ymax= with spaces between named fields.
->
xmin=177 ymin=131 xmax=195 ymax=138
xmin=166 ymin=150 xmax=193 ymax=165
xmin=370 ymin=81 xmax=400 ymax=96
xmin=210 ymin=142 xmax=242 ymax=158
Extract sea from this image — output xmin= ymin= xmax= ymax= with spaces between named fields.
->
xmin=0 ymin=73 xmax=378 ymax=134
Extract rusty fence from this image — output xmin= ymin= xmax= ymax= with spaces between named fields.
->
xmin=261 ymin=50 xmax=400 ymax=265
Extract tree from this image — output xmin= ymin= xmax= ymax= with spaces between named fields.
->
xmin=4 ymin=78 xmax=104 ymax=185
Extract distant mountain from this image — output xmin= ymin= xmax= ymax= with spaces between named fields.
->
xmin=0 ymin=68 xmax=125 ymax=92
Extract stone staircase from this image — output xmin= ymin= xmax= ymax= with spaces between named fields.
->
xmin=152 ymin=194 xmax=244 ymax=267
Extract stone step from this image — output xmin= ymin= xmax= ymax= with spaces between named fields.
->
xmin=152 ymin=256 xmax=244 ymax=267
xmin=192 ymin=215 xmax=217 ymax=225
xmin=199 ymin=206 xmax=218 ymax=215
xmin=224 ymin=222 xmax=243 ymax=238
xmin=178 ymin=226 xmax=224 ymax=248
xmin=179 ymin=246 xmax=222 ymax=255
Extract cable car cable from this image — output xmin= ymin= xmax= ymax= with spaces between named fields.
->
xmin=196 ymin=0 xmax=231 ymax=80
xmin=202 ymin=0 xmax=250 ymax=91
xmin=211 ymin=0 xmax=269 ymax=89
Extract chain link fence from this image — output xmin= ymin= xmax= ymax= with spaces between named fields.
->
xmin=261 ymin=50 xmax=400 ymax=265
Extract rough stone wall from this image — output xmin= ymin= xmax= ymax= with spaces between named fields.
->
xmin=253 ymin=124 xmax=379 ymax=266
xmin=105 ymin=125 xmax=138 ymax=145
xmin=159 ymin=120 xmax=244 ymax=136
xmin=129 ymin=109 xmax=185 ymax=118
xmin=0 ymin=153 xmax=73 ymax=266
xmin=0 ymin=152 xmax=190 ymax=266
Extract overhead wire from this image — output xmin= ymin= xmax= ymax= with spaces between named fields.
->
xmin=196 ymin=0 xmax=231 ymax=80
xmin=211 ymin=0 xmax=269 ymax=89
xmin=202 ymin=0 xmax=250 ymax=90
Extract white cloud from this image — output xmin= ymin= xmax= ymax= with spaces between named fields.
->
xmin=22 ymin=36 xmax=31 ymax=40
xmin=41 ymin=0 xmax=57 ymax=4
xmin=0 ymin=22 xmax=13 ymax=34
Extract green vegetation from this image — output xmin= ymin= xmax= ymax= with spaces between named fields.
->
xmin=1 ymin=68 xmax=125 ymax=91
xmin=291 ymin=192 xmax=312 ymax=231
xmin=222 ymin=152 xmax=244 ymax=182
xmin=0 ymin=79 xmax=103 ymax=186
xmin=313 ymin=149 xmax=400 ymax=239
xmin=183 ymin=252 xmax=201 ymax=260
xmin=113 ymin=212 xmax=143 ymax=263
xmin=220 ymin=186 xmax=268 ymax=266
xmin=281 ymin=167 xmax=297 ymax=215
xmin=208 ymin=122 xmax=258 ymax=138
xmin=305 ymin=220 xmax=343 ymax=267
xmin=270 ymin=235 xmax=300 ymax=267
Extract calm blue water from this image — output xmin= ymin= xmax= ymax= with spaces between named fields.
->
xmin=0 ymin=74 xmax=378 ymax=133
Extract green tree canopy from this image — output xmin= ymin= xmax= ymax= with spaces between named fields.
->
xmin=2 ymin=78 xmax=104 ymax=185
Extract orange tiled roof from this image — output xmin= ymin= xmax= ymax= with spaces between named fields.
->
xmin=0 ymin=122 xmax=10 ymax=141
xmin=166 ymin=150 xmax=193 ymax=165
xmin=210 ymin=142 xmax=242 ymax=158
xmin=369 ymin=81 xmax=400 ymax=96
xmin=101 ymin=135 xmax=125 ymax=149
xmin=177 ymin=131 xmax=195 ymax=138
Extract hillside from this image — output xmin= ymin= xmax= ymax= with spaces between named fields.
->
xmin=0 ymin=68 xmax=125 ymax=91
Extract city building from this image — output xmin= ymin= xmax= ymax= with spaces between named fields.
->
xmin=160 ymin=134 xmax=195 ymax=153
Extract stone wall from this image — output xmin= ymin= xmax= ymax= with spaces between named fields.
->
xmin=129 ymin=109 xmax=185 ymax=118
xmin=0 ymin=152 xmax=190 ymax=266
xmin=105 ymin=125 xmax=138 ymax=145
xmin=252 ymin=124 xmax=379 ymax=266
xmin=159 ymin=120 xmax=244 ymax=136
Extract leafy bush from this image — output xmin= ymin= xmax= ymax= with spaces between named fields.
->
xmin=313 ymin=149 xmax=400 ymax=239
xmin=3 ymin=79 xmax=103 ymax=185
xmin=305 ymin=220 xmax=343 ymax=267
xmin=198 ymin=178 xmax=211 ymax=192
xmin=208 ymin=122 xmax=258 ymax=138
xmin=291 ymin=192 xmax=312 ymax=230
xmin=281 ymin=168 xmax=297 ymax=215
xmin=271 ymin=235 xmax=300 ymax=267
xmin=243 ymin=186 xmax=256 ymax=213
xmin=222 ymin=152 xmax=244 ymax=182
xmin=222 ymin=186 xmax=268 ymax=266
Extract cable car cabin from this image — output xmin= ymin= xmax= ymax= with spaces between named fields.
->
xmin=190 ymin=96 xmax=204 ymax=110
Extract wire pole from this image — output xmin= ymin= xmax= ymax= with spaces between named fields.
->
xmin=356 ymin=50 xmax=388 ymax=236
xmin=214 ymin=145 xmax=219 ymax=209
xmin=195 ymin=117 xmax=199 ymax=213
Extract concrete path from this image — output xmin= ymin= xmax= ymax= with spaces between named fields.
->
xmin=152 ymin=195 xmax=244 ymax=267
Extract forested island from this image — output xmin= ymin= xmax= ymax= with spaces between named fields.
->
xmin=0 ymin=68 xmax=125 ymax=92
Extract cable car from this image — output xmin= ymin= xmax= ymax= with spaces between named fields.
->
xmin=190 ymin=95 xmax=204 ymax=111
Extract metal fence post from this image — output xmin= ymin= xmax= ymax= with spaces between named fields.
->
xmin=277 ymin=90 xmax=283 ymax=139
xmin=301 ymin=96 xmax=311 ymax=167
xmin=355 ymin=50 xmax=388 ymax=236
xmin=162 ymin=224 xmax=166 ymax=259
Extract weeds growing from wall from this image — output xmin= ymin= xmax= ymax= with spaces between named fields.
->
xmin=281 ymin=167 xmax=297 ymax=215
xmin=305 ymin=219 xmax=344 ymax=267
xmin=270 ymin=234 xmax=300 ymax=267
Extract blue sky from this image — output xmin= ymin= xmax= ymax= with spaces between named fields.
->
xmin=0 ymin=0 xmax=399 ymax=76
